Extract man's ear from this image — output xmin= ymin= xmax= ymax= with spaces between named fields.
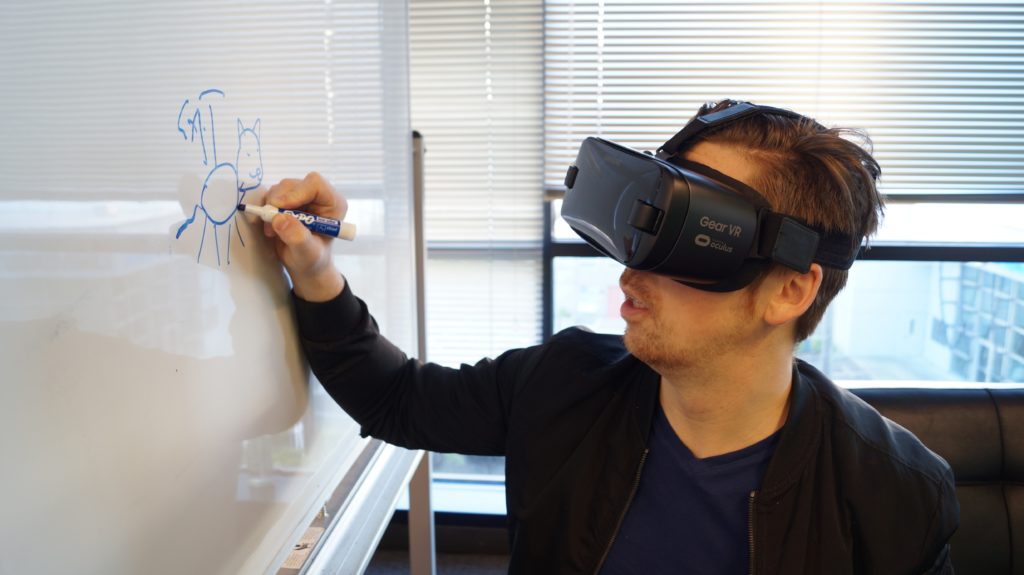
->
xmin=763 ymin=264 xmax=823 ymax=327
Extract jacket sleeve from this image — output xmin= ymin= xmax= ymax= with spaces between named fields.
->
xmin=292 ymin=279 xmax=547 ymax=455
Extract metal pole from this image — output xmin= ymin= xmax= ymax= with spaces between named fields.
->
xmin=408 ymin=130 xmax=436 ymax=575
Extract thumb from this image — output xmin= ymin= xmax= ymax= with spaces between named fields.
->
xmin=272 ymin=213 xmax=324 ymax=266
xmin=272 ymin=212 xmax=310 ymax=245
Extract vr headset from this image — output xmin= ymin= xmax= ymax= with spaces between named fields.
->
xmin=561 ymin=100 xmax=860 ymax=292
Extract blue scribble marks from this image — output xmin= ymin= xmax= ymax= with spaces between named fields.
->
xmin=174 ymin=89 xmax=263 ymax=266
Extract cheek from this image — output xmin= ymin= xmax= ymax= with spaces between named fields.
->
xmin=654 ymin=282 xmax=754 ymax=332
xmin=651 ymin=290 xmax=703 ymax=332
xmin=655 ymin=279 xmax=718 ymax=313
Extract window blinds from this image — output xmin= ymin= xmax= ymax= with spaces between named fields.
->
xmin=411 ymin=0 xmax=545 ymax=243
xmin=425 ymin=254 xmax=543 ymax=366
xmin=410 ymin=0 xmax=545 ymax=364
xmin=544 ymin=1 xmax=1024 ymax=197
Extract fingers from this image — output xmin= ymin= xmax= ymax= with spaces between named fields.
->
xmin=259 ymin=172 xmax=345 ymax=300
xmin=262 ymin=177 xmax=301 ymax=207
xmin=264 ymin=172 xmax=347 ymax=221
xmin=271 ymin=212 xmax=325 ymax=268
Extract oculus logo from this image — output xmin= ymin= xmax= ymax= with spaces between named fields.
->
xmin=694 ymin=233 xmax=734 ymax=253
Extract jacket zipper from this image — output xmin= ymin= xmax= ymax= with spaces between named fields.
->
xmin=593 ymin=448 xmax=649 ymax=575
xmin=748 ymin=490 xmax=758 ymax=575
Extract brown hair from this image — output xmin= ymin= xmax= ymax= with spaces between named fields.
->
xmin=686 ymin=101 xmax=885 ymax=342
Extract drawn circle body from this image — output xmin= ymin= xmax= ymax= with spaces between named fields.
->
xmin=201 ymin=162 xmax=241 ymax=225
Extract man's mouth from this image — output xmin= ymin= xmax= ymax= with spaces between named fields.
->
xmin=620 ymin=286 xmax=652 ymax=319
xmin=625 ymin=295 xmax=648 ymax=309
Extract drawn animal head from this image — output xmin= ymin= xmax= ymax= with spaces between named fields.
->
xmin=236 ymin=118 xmax=263 ymax=192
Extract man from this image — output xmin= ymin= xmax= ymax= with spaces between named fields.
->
xmin=263 ymin=101 xmax=959 ymax=574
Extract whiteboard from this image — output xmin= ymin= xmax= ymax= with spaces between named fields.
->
xmin=0 ymin=1 xmax=416 ymax=574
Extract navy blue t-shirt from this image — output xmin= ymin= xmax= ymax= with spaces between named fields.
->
xmin=599 ymin=404 xmax=781 ymax=574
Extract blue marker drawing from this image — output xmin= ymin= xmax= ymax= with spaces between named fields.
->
xmin=236 ymin=118 xmax=263 ymax=192
xmin=199 ymin=88 xmax=226 ymax=100
xmin=174 ymin=89 xmax=263 ymax=266
xmin=176 ymin=100 xmax=190 ymax=140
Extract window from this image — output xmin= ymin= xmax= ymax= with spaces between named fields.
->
xmin=544 ymin=1 xmax=1024 ymax=199
xmin=409 ymin=0 xmax=544 ymax=484
xmin=543 ymin=0 xmax=1024 ymax=385
xmin=410 ymin=0 xmax=1024 ymax=515
xmin=553 ymin=257 xmax=1024 ymax=383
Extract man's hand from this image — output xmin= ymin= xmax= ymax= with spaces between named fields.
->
xmin=263 ymin=172 xmax=347 ymax=302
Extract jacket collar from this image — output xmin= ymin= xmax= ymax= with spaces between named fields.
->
xmin=759 ymin=360 xmax=823 ymax=500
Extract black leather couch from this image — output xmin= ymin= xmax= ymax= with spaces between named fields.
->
xmin=852 ymin=387 xmax=1023 ymax=575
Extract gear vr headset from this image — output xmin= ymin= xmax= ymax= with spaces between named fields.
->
xmin=561 ymin=100 xmax=860 ymax=292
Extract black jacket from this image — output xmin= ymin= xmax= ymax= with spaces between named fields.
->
xmin=294 ymin=283 xmax=959 ymax=574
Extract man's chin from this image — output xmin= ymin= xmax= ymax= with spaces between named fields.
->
xmin=624 ymin=326 xmax=692 ymax=371
xmin=623 ymin=327 xmax=655 ymax=363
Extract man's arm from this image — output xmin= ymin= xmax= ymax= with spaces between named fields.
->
xmin=294 ymin=280 xmax=546 ymax=454
xmin=264 ymin=172 xmax=545 ymax=454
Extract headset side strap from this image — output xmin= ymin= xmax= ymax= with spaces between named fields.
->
xmin=758 ymin=212 xmax=859 ymax=272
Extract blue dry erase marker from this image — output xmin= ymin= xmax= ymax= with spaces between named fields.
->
xmin=238 ymin=203 xmax=357 ymax=241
